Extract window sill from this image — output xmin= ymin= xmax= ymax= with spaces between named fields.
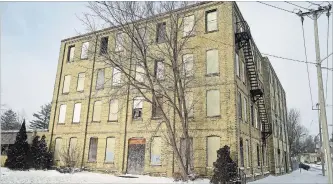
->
xmin=107 ymin=120 xmax=118 ymax=123
xmin=206 ymin=115 xmax=221 ymax=119
xmin=57 ymin=123 xmax=65 ymax=125
xmin=91 ymin=121 xmax=101 ymax=123
xmin=151 ymin=117 xmax=162 ymax=120
xmin=81 ymin=57 xmax=88 ymax=60
xmin=87 ymin=161 xmax=97 ymax=163
xmin=104 ymin=162 xmax=115 ymax=164
xmin=72 ymin=122 xmax=80 ymax=124
xmin=62 ymin=92 xmax=69 ymax=95
xmin=205 ymin=73 xmax=219 ymax=77
xmin=205 ymin=29 xmax=219 ymax=34
xmin=133 ymin=118 xmax=143 ymax=121
xmin=150 ymin=164 xmax=162 ymax=166
xmin=77 ymin=90 xmax=84 ymax=93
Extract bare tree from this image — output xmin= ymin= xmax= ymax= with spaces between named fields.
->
xmin=76 ymin=1 xmax=208 ymax=180
xmin=59 ymin=142 xmax=82 ymax=169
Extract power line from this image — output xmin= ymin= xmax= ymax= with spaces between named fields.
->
xmin=261 ymin=53 xmax=316 ymax=64
xmin=257 ymin=1 xmax=297 ymax=14
xmin=285 ymin=1 xmax=311 ymax=11
xmin=307 ymin=1 xmax=322 ymax=7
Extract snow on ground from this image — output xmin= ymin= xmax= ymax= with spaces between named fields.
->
xmin=0 ymin=165 xmax=328 ymax=184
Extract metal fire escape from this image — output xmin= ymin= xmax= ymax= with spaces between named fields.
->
xmin=235 ymin=21 xmax=272 ymax=144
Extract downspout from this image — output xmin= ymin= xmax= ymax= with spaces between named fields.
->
xmin=49 ymin=42 xmax=67 ymax=151
xmin=121 ymin=27 xmax=135 ymax=173
xmin=81 ymin=35 xmax=98 ymax=168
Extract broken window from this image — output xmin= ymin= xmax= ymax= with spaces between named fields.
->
xmin=133 ymin=97 xmax=144 ymax=120
xmin=100 ymin=37 xmax=109 ymax=55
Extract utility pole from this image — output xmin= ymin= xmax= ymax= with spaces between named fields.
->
xmin=297 ymin=4 xmax=332 ymax=184
xmin=317 ymin=103 xmax=325 ymax=176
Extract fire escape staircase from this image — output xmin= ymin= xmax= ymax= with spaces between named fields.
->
xmin=235 ymin=21 xmax=272 ymax=144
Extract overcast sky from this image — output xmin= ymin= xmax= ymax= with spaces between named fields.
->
xmin=1 ymin=2 xmax=332 ymax=136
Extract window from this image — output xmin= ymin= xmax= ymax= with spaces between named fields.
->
xmin=100 ymin=37 xmax=109 ymax=55
xmin=242 ymin=61 xmax=246 ymax=83
xmin=152 ymin=96 xmax=163 ymax=118
xmin=238 ymin=92 xmax=242 ymax=119
xmin=67 ymin=45 xmax=75 ymax=62
xmin=206 ymin=9 xmax=217 ymax=32
xmin=108 ymin=99 xmax=118 ymax=122
xmin=69 ymin=137 xmax=77 ymax=161
xmin=183 ymin=15 xmax=195 ymax=37
xmin=154 ymin=60 xmax=164 ymax=80
xmin=133 ymin=97 xmax=144 ymax=120
xmin=112 ymin=67 xmax=121 ymax=86
xmin=135 ymin=64 xmax=145 ymax=83
xmin=257 ymin=144 xmax=260 ymax=166
xmin=54 ymin=138 xmax=62 ymax=161
xmin=206 ymin=49 xmax=219 ymax=75
xmin=72 ymin=103 xmax=81 ymax=123
xmin=88 ymin=137 xmax=98 ymax=162
xmin=151 ymin=137 xmax=162 ymax=165
xmin=156 ymin=22 xmax=166 ymax=43
xmin=207 ymin=136 xmax=220 ymax=167
xmin=243 ymin=97 xmax=248 ymax=122
xmin=92 ymin=101 xmax=102 ymax=122
xmin=96 ymin=69 xmax=105 ymax=90
xmin=137 ymin=27 xmax=149 ymax=46
xmin=77 ymin=73 xmax=85 ymax=91
xmin=63 ymin=75 xmax=71 ymax=93
xmin=81 ymin=42 xmax=89 ymax=59
xmin=58 ymin=104 xmax=67 ymax=124
xmin=254 ymin=107 xmax=258 ymax=128
xmin=185 ymin=91 xmax=194 ymax=117
xmin=182 ymin=54 xmax=194 ymax=77
xmin=180 ymin=137 xmax=193 ymax=170
xmin=207 ymin=90 xmax=220 ymax=117
xmin=240 ymin=138 xmax=244 ymax=167
xmin=105 ymin=137 xmax=115 ymax=163
xmin=115 ymin=32 xmax=124 ymax=52
xmin=236 ymin=52 xmax=240 ymax=77
xmin=246 ymin=140 xmax=249 ymax=167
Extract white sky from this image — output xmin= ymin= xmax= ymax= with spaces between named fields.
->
xmin=1 ymin=2 xmax=332 ymax=136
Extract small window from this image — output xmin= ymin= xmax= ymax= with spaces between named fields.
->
xmin=152 ymin=96 xmax=163 ymax=118
xmin=93 ymin=101 xmax=102 ymax=122
xmin=77 ymin=73 xmax=85 ymax=91
xmin=243 ymin=97 xmax=247 ymax=122
xmin=156 ymin=22 xmax=166 ymax=43
xmin=237 ymin=92 xmax=242 ymax=119
xmin=96 ymin=69 xmax=105 ymax=90
xmin=100 ymin=37 xmax=109 ymax=55
xmin=58 ymin=104 xmax=67 ymax=124
xmin=182 ymin=54 xmax=194 ymax=77
xmin=105 ymin=137 xmax=115 ymax=163
xmin=185 ymin=91 xmax=194 ymax=117
xmin=54 ymin=138 xmax=62 ymax=161
xmin=207 ymin=136 xmax=220 ymax=167
xmin=63 ymin=75 xmax=71 ymax=94
xmin=135 ymin=64 xmax=145 ymax=83
xmin=67 ymin=45 xmax=75 ymax=62
xmin=69 ymin=137 xmax=78 ymax=161
xmin=207 ymin=90 xmax=220 ymax=117
xmin=115 ymin=32 xmax=124 ymax=52
xmin=72 ymin=103 xmax=81 ymax=123
xmin=206 ymin=9 xmax=217 ymax=32
xmin=151 ymin=137 xmax=162 ymax=165
xmin=133 ymin=97 xmax=144 ymax=120
xmin=81 ymin=42 xmax=89 ymax=59
xmin=154 ymin=60 xmax=164 ymax=80
xmin=236 ymin=52 xmax=240 ymax=77
xmin=88 ymin=137 xmax=98 ymax=162
xmin=206 ymin=49 xmax=219 ymax=75
xmin=183 ymin=15 xmax=195 ymax=37
xmin=108 ymin=99 xmax=118 ymax=122
xmin=112 ymin=67 xmax=122 ymax=86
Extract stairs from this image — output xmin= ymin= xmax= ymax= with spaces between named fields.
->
xmin=235 ymin=21 xmax=272 ymax=144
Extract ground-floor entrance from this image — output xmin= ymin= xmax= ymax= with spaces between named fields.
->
xmin=127 ymin=138 xmax=146 ymax=174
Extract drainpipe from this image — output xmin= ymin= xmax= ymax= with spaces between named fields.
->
xmin=81 ymin=35 xmax=98 ymax=168
xmin=49 ymin=42 xmax=67 ymax=151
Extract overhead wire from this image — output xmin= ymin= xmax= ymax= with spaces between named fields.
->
xmin=257 ymin=1 xmax=297 ymax=14
xmin=285 ymin=1 xmax=311 ymax=11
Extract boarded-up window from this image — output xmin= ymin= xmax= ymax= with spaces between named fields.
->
xmin=243 ymin=97 xmax=248 ymax=122
xmin=180 ymin=137 xmax=193 ymax=170
xmin=242 ymin=61 xmax=246 ymax=83
xmin=63 ymin=75 xmax=71 ymax=93
xmin=154 ymin=60 xmax=164 ymax=80
xmin=100 ymin=37 xmax=108 ymax=55
xmin=93 ymin=101 xmax=102 ymax=122
xmin=112 ymin=67 xmax=121 ymax=86
xmin=54 ymin=138 xmax=62 ymax=161
xmin=152 ymin=96 xmax=163 ymax=118
xmin=135 ymin=64 xmax=145 ymax=83
xmin=207 ymin=136 xmax=220 ymax=167
xmin=183 ymin=15 xmax=195 ymax=36
xmin=108 ymin=99 xmax=118 ymax=121
xmin=81 ymin=42 xmax=89 ymax=59
xmin=88 ymin=138 xmax=98 ymax=162
xmin=206 ymin=10 xmax=217 ymax=32
xmin=246 ymin=140 xmax=250 ymax=167
xmin=115 ymin=32 xmax=124 ymax=52
xmin=105 ymin=137 xmax=115 ymax=163
xmin=96 ymin=69 xmax=105 ymax=90
xmin=151 ymin=137 xmax=162 ymax=165
xmin=238 ymin=92 xmax=242 ymax=119
xmin=67 ymin=46 xmax=75 ymax=62
xmin=207 ymin=90 xmax=220 ymax=117
xmin=183 ymin=54 xmax=194 ymax=77
xmin=236 ymin=52 xmax=240 ymax=77
xmin=72 ymin=103 xmax=81 ymax=123
xmin=58 ymin=104 xmax=67 ymax=124
xmin=77 ymin=73 xmax=85 ymax=91
xmin=206 ymin=49 xmax=218 ymax=75
xmin=240 ymin=138 xmax=244 ymax=167
xmin=69 ymin=137 xmax=77 ymax=161
xmin=185 ymin=91 xmax=194 ymax=117
xmin=156 ymin=22 xmax=166 ymax=43
xmin=133 ymin=97 xmax=144 ymax=119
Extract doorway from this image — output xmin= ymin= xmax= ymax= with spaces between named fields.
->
xmin=127 ymin=138 xmax=146 ymax=174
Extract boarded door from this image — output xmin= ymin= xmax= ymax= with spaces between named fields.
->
xmin=127 ymin=138 xmax=146 ymax=174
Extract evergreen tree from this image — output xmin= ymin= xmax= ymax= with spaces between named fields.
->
xmin=1 ymin=109 xmax=21 ymax=130
xmin=39 ymin=135 xmax=53 ymax=169
xmin=30 ymin=136 xmax=42 ymax=169
xmin=29 ymin=103 xmax=51 ymax=129
xmin=4 ymin=120 xmax=31 ymax=170
xmin=211 ymin=145 xmax=239 ymax=184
